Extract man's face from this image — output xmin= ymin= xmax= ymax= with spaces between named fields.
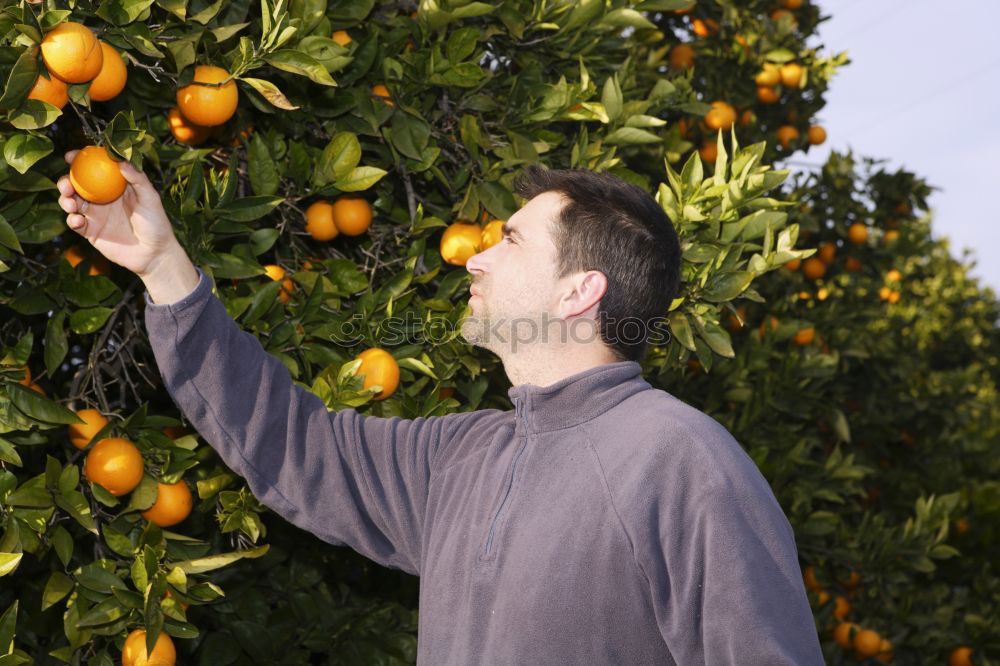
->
xmin=460 ymin=192 xmax=564 ymax=353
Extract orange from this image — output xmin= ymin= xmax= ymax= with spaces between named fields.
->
xmin=842 ymin=570 xmax=861 ymax=590
xmin=668 ymin=44 xmax=695 ymax=69
xmin=161 ymin=426 xmax=190 ymax=440
xmin=756 ymin=86 xmax=779 ymax=104
xmin=438 ymin=387 xmax=455 ymax=400
xmin=331 ymin=30 xmax=352 ymax=46
xmin=854 ymin=629 xmax=883 ymax=658
xmin=163 ymin=589 xmax=189 ymax=611
xmin=758 ymin=315 xmax=780 ymax=337
xmin=886 ymin=269 xmax=902 ymax=282
xmin=725 ymin=305 xmax=747 ymax=332
xmin=833 ymin=595 xmax=851 ymax=620
xmin=371 ymin=83 xmax=394 ymax=106
xmin=27 ymin=72 xmax=69 ymax=109
xmin=955 ymin=517 xmax=970 ymax=535
xmin=816 ymin=287 xmax=829 ymax=301
xmin=305 ymin=201 xmax=339 ymax=241
xmin=949 ymin=646 xmax=975 ymax=666
xmin=698 ymin=140 xmax=718 ymax=163
xmin=122 ymin=628 xmax=176 ymax=666
xmin=690 ymin=17 xmax=718 ymax=37
xmin=818 ymin=241 xmax=836 ymax=264
xmin=354 ymin=348 xmax=400 ymax=400
xmin=176 ymin=65 xmax=238 ymax=126
xmin=884 ymin=229 xmax=900 ymax=243
xmin=69 ymin=145 xmax=127 ymax=204
xmin=887 ymin=290 xmax=900 ymax=304
xmin=845 ymin=256 xmax=861 ymax=272
xmin=783 ymin=258 xmax=801 ymax=271
xmin=440 ymin=221 xmax=482 ymax=266
xmin=738 ymin=109 xmax=754 ymax=126
xmin=62 ymin=244 xmax=111 ymax=276
xmin=780 ymin=63 xmax=804 ymax=88
xmin=677 ymin=117 xmax=693 ymax=139
xmin=88 ymin=42 xmax=127 ymax=101
xmin=875 ymin=638 xmax=894 ymax=662
xmin=776 ymin=125 xmax=800 ymax=149
xmin=84 ymin=437 xmax=144 ymax=496
xmin=808 ymin=125 xmax=827 ymax=145
xmin=41 ymin=22 xmax=103 ymax=84
xmin=792 ymin=327 xmax=815 ymax=346
xmin=771 ymin=9 xmax=798 ymax=26
xmin=263 ymin=264 xmax=295 ymax=304
xmin=704 ymin=101 xmax=736 ymax=131
xmin=68 ymin=408 xmax=109 ymax=449
xmin=780 ymin=0 xmax=803 ymax=7
xmin=331 ymin=196 xmax=373 ymax=236
xmin=167 ymin=107 xmax=211 ymax=146
xmin=755 ymin=64 xmax=780 ymax=87
xmin=833 ymin=622 xmax=859 ymax=649
xmin=847 ymin=223 xmax=868 ymax=245
xmin=801 ymin=257 xmax=826 ymax=280
xmin=878 ymin=286 xmax=892 ymax=301
xmin=481 ymin=219 xmax=504 ymax=250
xmin=141 ymin=479 xmax=193 ymax=527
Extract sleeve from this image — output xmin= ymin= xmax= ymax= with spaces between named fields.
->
xmin=633 ymin=446 xmax=825 ymax=665
xmin=142 ymin=266 xmax=462 ymax=576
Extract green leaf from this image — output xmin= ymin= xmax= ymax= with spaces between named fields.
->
xmin=314 ymin=132 xmax=361 ymax=187
xmin=125 ymin=474 xmax=158 ymax=512
xmin=602 ymin=76 xmax=623 ymax=122
xmin=69 ymin=307 xmax=113 ymax=334
xmin=332 ymin=166 xmax=386 ymax=192
xmin=7 ymin=383 xmax=79 ymax=424
xmin=599 ymin=7 xmax=657 ymax=29
xmin=390 ymin=113 xmax=431 ymax=161
xmin=215 ymin=196 xmax=284 ymax=222
xmin=7 ymin=99 xmax=62 ymax=130
xmin=265 ymin=50 xmax=336 ymax=86
xmin=44 ymin=309 xmax=68 ymax=377
xmin=477 ymin=180 xmax=518 ymax=219
xmin=239 ymin=77 xmax=298 ymax=110
xmin=172 ymin=544 xmax=270 ymax=574
xmin=605 ymin=127 xmax=662 ymax=145
xmin=247 ymin=134 xmax=279 ymax=196
xmin=561 ymin=0 xmax=603 ymax=31
xmin=668 ymin=311 xmax=696 ymax=351
xmin=451 ymin=2 xmax=495 ymax=18
xmin=96 ymin=0 xmax=156 ymax=25
xmin=446 ymin=27 xmax=479 ymax=63
xmin=0 ymin=46 xmax=39 ymax=111
xmin=701 ymin=272 xmax=753 ymax=302
xmin=203 ymin=252 xmax=265 ymax=279
xmin=41 ymin=571 xmax=74 ymax=610
xmin=0 ymin=214 xmax=23 ymax=253
xmin=76 ymin=596 xmax=128 ymax=628
xmin=0 ymin=553 xmax=22 ymax=577
xmin=0 ymin=600 xmax=17 ymax=654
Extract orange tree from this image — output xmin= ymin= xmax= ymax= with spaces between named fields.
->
xmin=0 ymin=0 xmax=997 ymax=664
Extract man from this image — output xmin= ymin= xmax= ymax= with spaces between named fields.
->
xmin=57 ymin=154 xmax=825 ymax=665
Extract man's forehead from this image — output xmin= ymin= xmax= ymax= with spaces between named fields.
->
xmin=508 ymin=191 xmax=565 ymax=234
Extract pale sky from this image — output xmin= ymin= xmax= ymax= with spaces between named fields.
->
xmin=779 ymin=0 xmax=1000 ymax=294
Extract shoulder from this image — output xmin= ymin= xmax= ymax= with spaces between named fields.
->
xmin=433 ymin=407 xmax=514 ymax=469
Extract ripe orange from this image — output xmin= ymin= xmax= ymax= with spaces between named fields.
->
xmin=305 ymin=201 xmax=339 ymax=241
xmin=27 ymin=72 xmax=69 ymax=109
xmin=68 ymin=408 xmax=110 ymax=449
xmin=122 ymin=628 xmax=176 ymax=666
xmin=842 ymin=570 xmax=861 ymax=590
xmin=176 ymin=65 xmax=238 ymax=126
xmin=771 ymin=9 xmax=798 ymax=26
xmin=833 ymin=595 xmax=851 ymax=620
xmin=845 ymin=256 xmax=862 ymax=272
xmin=833 ymin=622 xmax=859 ymax=649
xmin=440 ymin=221 xmax=483 ymax=266
xmin=355 ymin=348 xmax=400 ymax=400
xmin=438 ymin=387 xmax=455 ymax=400
xmin=818 ymin=241 xmax=836 ymax=264
xmin=776 ymin=125 xmax=800 ymax=149
xmin=878 ymin=286 xmax=892 ymax=301
xmin=758 ymin=315 xmax=780 ymax=337
xmin=167 ymin=107 xmax=211 ymax=146
xmin=808 ymin=125 xmax=827 ymax=145
xmin=847 ymin=223 xmax=868 ymax=245
xmin=41 ymin=22 xmax=103 ymax=84
xmin=887 ymin=290 xmax=900 ymax=304
xmin=263 ymin=264 xmax=295 ymax=304
xmin=690 ymin=17 xmax=718 ymax=37
xmin=955 ymin=518 xmax=970 ymax=535
xmin=949 ymin=646 xmax=975 ymax=666
xmin=755 ymin=63 xmax=780 ymax=87
xmin=141 ymin=479 xmax=193 ymax=527
xmin=801 ymin=257 xmax=826 ymax=280
xmin=69 ymin=145 xmax=127 ymax=204
xmin=780 ymin=63 xmax=804 ymax=88
xmin=792 ymin=327 xmax=815 ymax=346
xmin=481 ymin=219 xmax=504 ymax=250
xmin=886 ymin=269 xmax=902 ymax=282
xmin=725 ymin=305 xmax=747 ymax=332
xmin=738 ymin=109 xmax=754 ymax=126
xmin=884 ymin=230 xmax=900 ymax=243
xmin=875 ymin=638 xmax=894 ymax=662
xmin=783 ymin=258 xmax=801 ymax=271
xmin=331 ymin=30 xmax=352 ymax=46
xmin=704 ymin=101 xmax=736 ymax=131
xmin=668 ymin=44 xmax=695 ymax=69
xmin=756 ymin=86 xmax=779 ymax=104
xmin=331 ymin=196 xmax=372 ymax=235
xmin=698 ymin=140 xmax=718 ymax=163
xmin=854 ymin=629 xmax=883 ymax=658
xmin=62 ymin=244 xmax=111 ymax=276
xmin=371 ymin=83 xmax=394 ymax=106
xmin=88 ymin=42 xmax=127 ymax=101
xmin=161 ymin=426 xmax=190 ymax=440
xmin=84 ymin=437 xmax=144 ymax=496
xmin=780 ymin=0 xmax=803 ymax=7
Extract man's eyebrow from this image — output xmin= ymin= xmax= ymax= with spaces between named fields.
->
xmin=501 ymin=222 xmax=524 ymax=242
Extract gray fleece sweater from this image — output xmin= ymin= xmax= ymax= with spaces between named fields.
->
xmin=143 ymin=267 xmax=824 ymax=665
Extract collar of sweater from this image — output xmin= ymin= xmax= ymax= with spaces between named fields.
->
xmin=505 ymin=360 xmax=650 ymax=433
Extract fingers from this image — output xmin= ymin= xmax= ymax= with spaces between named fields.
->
xmin=66 ymin=213 xmax=88 ymax=232
xmin=117 ymin=160 xmax=161 ymax=208
xmin=64 ymin=150 xmax=79 ymax=164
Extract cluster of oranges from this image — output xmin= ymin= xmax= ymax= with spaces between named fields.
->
xmin=167 ymin=64 xmax=240 ymax=147
xmin=878 ymin=268 xmax=902 ymax=304
xmin=786 ymin=239 xmax=837 ymax=281
xmin=802 ymin=564 xmax=893 ymax=662
xmin=29 ymin=22 xmax=127 ymax=110
xmin=439 ymin=216 xmax=504 ymax=266
xmin=304 ymin=196 xmax=373 ymax=241
xmin=70 ymin=408 xmax=193 ymax=528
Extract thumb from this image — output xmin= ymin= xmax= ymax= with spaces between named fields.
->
xmin=118 ymin=160 xmax=161 ymax=207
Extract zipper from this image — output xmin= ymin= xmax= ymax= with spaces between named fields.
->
xmin=485 ymin=396 xmax=528 ymax=556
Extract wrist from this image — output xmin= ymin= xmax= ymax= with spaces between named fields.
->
xmin=140 ymin=243 xmax=200 ymax=305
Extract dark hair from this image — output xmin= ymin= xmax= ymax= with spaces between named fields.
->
xmin=511 ymin=164 xmax=682 ymax=362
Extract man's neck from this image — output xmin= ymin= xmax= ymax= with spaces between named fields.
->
xmin=502 ymin=347 xmax=623 ymax=388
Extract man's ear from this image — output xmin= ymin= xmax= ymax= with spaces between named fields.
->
xmin=561 ymin=270 xmax=608 ymax=319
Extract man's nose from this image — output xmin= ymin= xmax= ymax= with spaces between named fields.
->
xmin=466 ymin=247 xmax=489 ymax=275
